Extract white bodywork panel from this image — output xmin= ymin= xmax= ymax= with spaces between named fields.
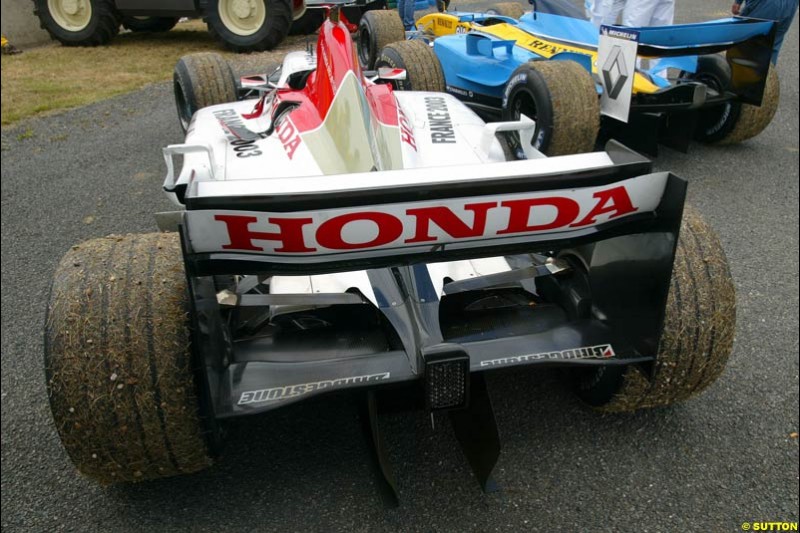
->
xmin=426 ymin=258 xmax=514 ymax=299
xmin=269 ymin=270 xmax=378 ymax=316
xmin=163 ymin=85 xmax=518 ymax=201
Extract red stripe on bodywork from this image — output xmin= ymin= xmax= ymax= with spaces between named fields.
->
xmin=268 ymin=19 xmax=400 ymax=133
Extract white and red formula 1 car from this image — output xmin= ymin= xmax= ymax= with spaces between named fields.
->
xmin=45 ymin=9 xmax=735 ymax=504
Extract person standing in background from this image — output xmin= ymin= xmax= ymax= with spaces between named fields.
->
xmin=732 ymin=0 xmax=798 ymax=63
xmin=588 ymin=0 xmax=627 ymax=27
xmin=398 ymin=0 xmax=416 ymax=30
xmin=622 ymin=0 xmax=674 ymax=27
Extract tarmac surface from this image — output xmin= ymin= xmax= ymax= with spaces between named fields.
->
xmin=1 ymin=0 xmax=798 ymax=531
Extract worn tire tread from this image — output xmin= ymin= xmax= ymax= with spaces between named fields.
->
xmin=377 ymin=40 xmax=445 ymax=92
xmin=359 ymin=10 xmax=406 ymax=69
xmin=715 ymin=66 xmax=779 ymax=145
xmin=594 ymin=206 xmax=736 ymax=412
xmin=45 ymin=233 xmax=211 ymax=484
xmin=528 ymin=60 xmax=600 ymax=155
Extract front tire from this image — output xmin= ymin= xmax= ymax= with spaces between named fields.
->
xmin=173 ymin=53 xmax=238 ymax=133
xmin=375 ymin=40 xmax=445 ymax=92
xmin=572 ymin=206 xmax=736 ymax=412
xmin=501 ymin=60 xmax=599 ymax=156
xmin=204 ymin=0 xmax=293 ymax=52
xmin=45 ymin=233 xmax=213 ymax=484
xmin=33 ymin=0 xmax=121 ymax=46
xmin=358 ymin=10 xmax=406 ymax=70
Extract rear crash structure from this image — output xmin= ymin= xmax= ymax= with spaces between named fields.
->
xmin=44 ymin=13 xmax=736 ymax=502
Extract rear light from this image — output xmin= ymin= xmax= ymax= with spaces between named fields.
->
xmin=423 ymin=345 xmax=470 ymax=411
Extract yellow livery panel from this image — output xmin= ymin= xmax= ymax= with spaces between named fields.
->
xmin=415 ymin=14 xmax=659 ymax=94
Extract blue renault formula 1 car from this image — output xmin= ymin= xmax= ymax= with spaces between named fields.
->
xmin=358 ymin=0 xmax=778 ymax=155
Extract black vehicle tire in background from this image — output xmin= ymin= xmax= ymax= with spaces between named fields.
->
xmin=358 ymin=10 xmax=406 ymax=70
xmin=691 ymin=56 xmax=780 ymax=144
xmin=33 ymin=0 xmax=121 ymax=46
xmin=45 ymin=233 xmax=213 ymax=484
xmin=173 ymin=52 xmax=238 ymax=132
xmin=486 ymin=2 xmax=525 ymax=18
xmin=571 ymin=206 xmax=736 ymax=412
xmin=205 ymin=0 xmax=293 ymax=52
xmin=122 ymin=16 xmax=180 ymax=33
xmin=289 ymin=8 xmax=324 ymax=35
xmin=501 ymin=60 xmax=599 ymax=156
xmin=375 ymin=40 xmax=445 ymax=92
xmin=689 ymin=54 xmax=738 ymax=143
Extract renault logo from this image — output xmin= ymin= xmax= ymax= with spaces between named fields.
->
xmin=602 ymin=45 xmax=629 ymax=100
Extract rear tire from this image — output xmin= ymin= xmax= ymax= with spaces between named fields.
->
xmin=358 ymin=10 xmax=406 ymax=70
xmin=45 ymin=233 xmax=213 ymax=484
xmin=33 ymin=0 xmax=121 ymax=46
xmin=572 ymin=206 xmax=736 ymax=412
xmin=486 ymin=2 xmax=525 ymax=18
xmin=692 ymin=57 xmax=779 ymax=145
xmin=375 ymin=40 xmax=445 ymax=92
xmin=174 ymin=53 xmax=238 ymax=133
xmin=122 ymin=16 xmax=180 ymax=33
xmin=501 ymin=60 xmax=599 ymax=156
xmin=714 ymin=67 xmax=778 ymax=145
xmin=689 ymin=55 xmax=735 ymax=143
xmin=204 ymin=0 xmax=293 ymax=52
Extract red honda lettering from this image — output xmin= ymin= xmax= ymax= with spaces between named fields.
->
xmin=571 ymin=186 xmax=638 ymax=227
xmin=277 ymin=120 xmax=301 ymax=159
xmin=405 ymin=202 xmax=496 ymax=243
xmin=398 ymin=110 xmax=417 ymax=151
xmin=317 ymin=212 xmax=403 ymax=250
xmin=497 ymin=197 xmax=580 ymax=234
xmin=214 ymin=214 xmax=315 ymax=252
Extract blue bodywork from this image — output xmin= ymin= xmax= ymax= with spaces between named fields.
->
xmin=428 ymin=10 xmax=775 ymax=108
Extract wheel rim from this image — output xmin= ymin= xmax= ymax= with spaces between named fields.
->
xmin=358 ymin=26 xmax=371 ymax=67
xmin=692 ymin=72 xmax=731 ymax=137
xmin=174 ymin=79 xmax=192 ymax=132
xmin=47 ymin=0 xmax=93 ymax=32
xmin=511 ymin=90 xmax=541 ymax=150
xmin=218 ymin=0 xmax=266 ymax=36
xmin=698 ymin=102 xmax=734 ymax=137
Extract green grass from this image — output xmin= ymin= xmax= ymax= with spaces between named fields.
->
xmin=0 ymin=20 xmax=242 ymax=126
xmin=16 ymin=127 xmax=35 ymax=140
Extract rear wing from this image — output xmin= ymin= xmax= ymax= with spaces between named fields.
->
xmin=630 ymin=17 xmax=775 ymax=59
xmin=175 ymin=141 xmax=686 ymax=277
xmin=601 ymin=17 xmax=775 ymax=106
